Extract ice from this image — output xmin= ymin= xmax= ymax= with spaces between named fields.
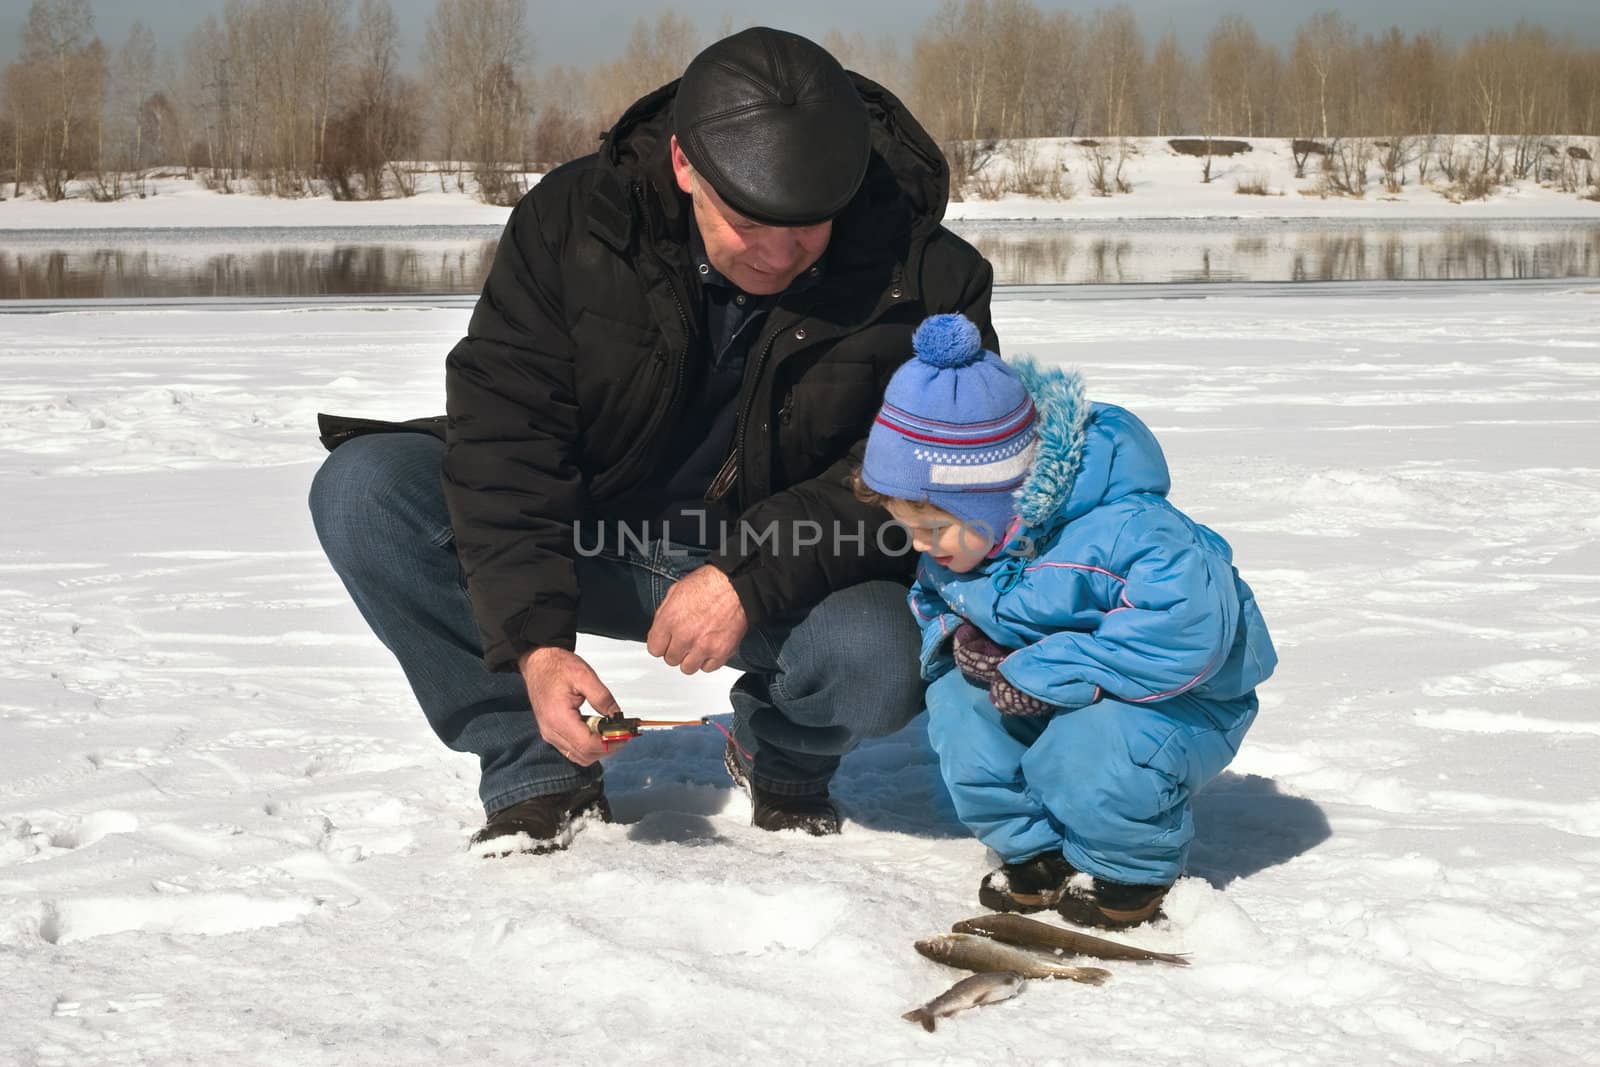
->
xmin=3 ymin=287 xmax=1599 ymax=1063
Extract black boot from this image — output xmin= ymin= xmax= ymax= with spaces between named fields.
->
xmin=978 ymin=852 xmax=1079 ymax=912
xmin=468 ymin=779 xmax=610 ymax=857
xmin=723 ymin=740 xmax=841 ymax=836
xmin=1056 ymin=877 xmax=1171 ymax=930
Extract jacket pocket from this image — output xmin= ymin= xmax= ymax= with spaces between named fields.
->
xmin=773 ymin=362 xmax=880 ymax=484
xmin=787 ymin=361 xmax=880 ymax=431
xmin=570 ymin=309 xmax=668 ymax=472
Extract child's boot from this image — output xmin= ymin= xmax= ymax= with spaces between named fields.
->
xmin=1056 ymin=877 xmax=1171 ymax=930
xmin=978 ymin=851 xmax=1078 ymax=912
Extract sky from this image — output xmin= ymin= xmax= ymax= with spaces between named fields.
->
xmin=2 ymin=0 xmax=1597 ymax=74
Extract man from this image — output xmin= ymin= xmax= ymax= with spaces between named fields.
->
xmin=309 ymin=27 xmax=996 ymax=854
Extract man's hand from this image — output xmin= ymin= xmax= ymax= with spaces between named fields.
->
xmin=519 ymin=646 xmax=624 ymax=765
xmin=647 ymin=564 xmax=749 ymax=674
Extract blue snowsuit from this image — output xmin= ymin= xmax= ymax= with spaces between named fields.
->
xmin=914 ymin=360 xmax=1277 ymax=886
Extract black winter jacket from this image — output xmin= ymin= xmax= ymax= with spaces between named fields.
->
xmin=327 ymin=75 xmax=995 ymax=672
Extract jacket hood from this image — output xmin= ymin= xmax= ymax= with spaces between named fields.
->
xmin=1011 ymin=360 xmax=1172 ymax=530
xmin=594 ymin=71 xmax=950 ymax=255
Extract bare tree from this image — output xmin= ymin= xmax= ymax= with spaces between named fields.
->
xmin=103 ymin=21 xmax=158 ymax=197
xmin=421 ymin=3 xmax=466 ymax=186
xmin=988 ymin=0 xmax=1048 ymax=138
xmin=1323 ymin=136 xmax=1373 ymax=196
xmin=0 ymin=119 xmax=13 ymax=197
xmin=530 ymin=64 xmax=599 ymax=168
xmin=1196 ymin=75 xmax=1221 ymax=183
xmin=18 ymin=0 xmax=104 ymax=199
xmin=1366 ymin=28 xmax=1411 ymax=192
xmin=182 ymin=6 xmax=273 ymax=189
xmin=0 ymin=85 xmax=11 ymax=195
xmin=336 ymin=0 xmax=417 ymax=197
xmin=1380 ymin=26 xmax=1448 ymax=185
xmin=1206 ymin=15 xmax=1272 ymax=136
xmin=10 ymin=3 xmax=1600 ymax=206
xmin=1147 ymin=29 xmax=1190 ymax=137
xmin=1084 ymin=5 xmax=1144 ymax=137
xmin=256 ymin=3 xmax=305 ymax=190
xmin=1036 ymin=11 xmax=1086 ymax=136
xmin=1293 ymin=11 xmax=1354 ymax=141
xmin=1461 ymin=29 xmax=1508 ymax=178
xmin=2 ymin=63 xmax=41 ymax=197
xmin=1570 ymin=48 xmax=1600 ymax=136
xmin=910 ymin=0 xmax=1085 ymax=199
xmin=910 ymin=0 xmax=1000 ymax=143
xmin=182 ymin=16 xmax=231 ymax=184
xmin=1083 ymin=139 xmax=1125 ymax=195
xmin=248 ymin=0 xmax=351 ymax=195
xmin=822 ymin=30 xmax=906 ymax=97
xmin=424 ymin=0 xmax=534 ymax=199
xmin=821 ymin=28 xmax=864 ymax=70
xmin=1502 ymin=22 xmax=1557 ymax=179
xmin=307 ymin=0 xmax=351 ymax=175
xmin=589 ymin=10 xmax=700 ymax=130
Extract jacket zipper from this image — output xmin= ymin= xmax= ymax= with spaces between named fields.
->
xmin=704 ymin=368 xmax=793 ymax=505
xmin=704 ymin=446 xmax=740 ymax=502
xmin=706 ymin=324 xmax=784 ymax=507
xmin=709 ymin=272 xmax=911 ymax=507
xmin=704 ymin=259 xmax=915 ymax=508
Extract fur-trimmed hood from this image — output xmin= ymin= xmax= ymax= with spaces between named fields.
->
xmin=1010 ymin=360 xmax=1172 ymax=531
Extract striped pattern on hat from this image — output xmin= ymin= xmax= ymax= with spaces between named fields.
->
xmin=861 ymin=313 xmax=1039 ymax=540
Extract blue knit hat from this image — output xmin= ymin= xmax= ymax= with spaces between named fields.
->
xmin=862 ymin=314 xmax=1037 ymax=542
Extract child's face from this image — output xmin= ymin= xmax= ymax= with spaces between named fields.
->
xmin=884 ymin=500 xmax=995 ymax=573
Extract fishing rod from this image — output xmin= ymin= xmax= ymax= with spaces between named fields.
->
xmin=583 ymin=713 xmax=716 ymax=750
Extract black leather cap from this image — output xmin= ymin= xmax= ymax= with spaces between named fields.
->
xmin=675 ymin=27 xmax=871 ymax=227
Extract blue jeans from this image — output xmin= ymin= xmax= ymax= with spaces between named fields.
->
xmin=308 ymin=433 xmax=925 ymax=815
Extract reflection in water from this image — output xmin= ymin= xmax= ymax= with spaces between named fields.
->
xmin=954 ymin=219 xmax=1600 ymax=285
xmin=2 ymin=220 xmax=1598 ymax=297
xmin=0 ymin=226 xmax=501 ymax=299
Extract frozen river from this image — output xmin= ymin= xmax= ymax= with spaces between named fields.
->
xmin=3 ymin=287 xmax=1598 ymax=1064
xmin=4 ymin=218 xmax=1599 ymax=299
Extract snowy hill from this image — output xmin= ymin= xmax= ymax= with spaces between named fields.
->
xmin=2 ymin=136 xmax=1597 ymax=230
xmin=947 ymin=135 xmax=1600 ymax=221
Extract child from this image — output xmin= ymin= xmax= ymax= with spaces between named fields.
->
xmin=857 ymin=313 xmax=1277 ymax=929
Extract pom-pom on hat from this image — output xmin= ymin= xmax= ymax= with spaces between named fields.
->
xmin=862 ymin=313 xmax=1037 ymax=543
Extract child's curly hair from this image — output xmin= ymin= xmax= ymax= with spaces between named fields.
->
xmin=850 ymin=467 xmax=948 ymax=519
xmin=848 ymin=466 xmax=893 ymax=508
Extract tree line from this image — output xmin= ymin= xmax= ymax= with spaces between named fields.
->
xmin=3 ymin=0 xmax=1598 ymax=204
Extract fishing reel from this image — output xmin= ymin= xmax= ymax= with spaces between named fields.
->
xmin=584 ymin=714 xmax=643 ymax=745
xmin=582 ymin=713 xmax=712 ymax=751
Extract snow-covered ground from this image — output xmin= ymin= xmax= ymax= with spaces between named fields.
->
xmin=0 ymin=174 xmax=516 ymax=230
xmin=2 ymin=136 xmax=1598 ymax=229
xmin=947 ymin=136 xmax=1600 ymax=221
xmin=3 ymin=288 xmax=1599 ymax=1064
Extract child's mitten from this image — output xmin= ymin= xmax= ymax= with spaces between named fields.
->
xmin=989 ymin=676 xmax=1064 ymax=717
xmin=952 ymin=622 xmax=1008 ymax=686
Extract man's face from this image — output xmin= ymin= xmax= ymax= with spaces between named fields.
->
xmin=671 ymin=136 xmax=833 ymax=296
